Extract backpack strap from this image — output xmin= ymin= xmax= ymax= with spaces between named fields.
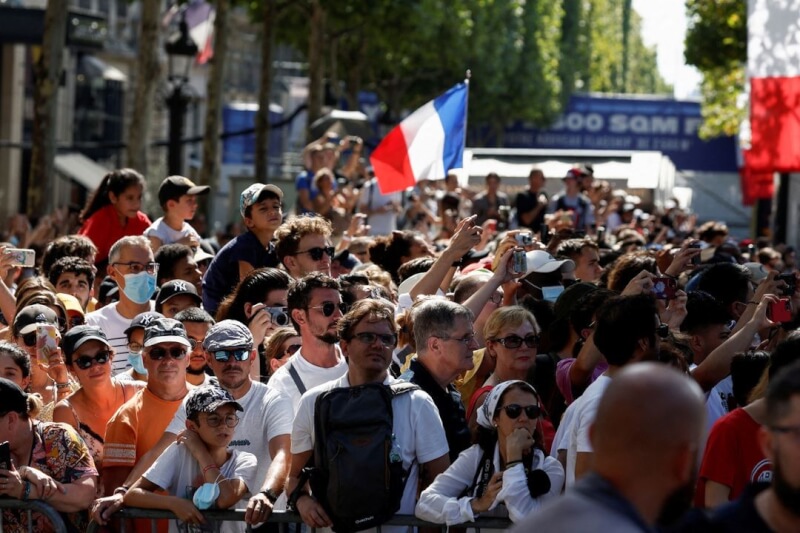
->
xmin=288 ymin=363 xmax=307 ymax=395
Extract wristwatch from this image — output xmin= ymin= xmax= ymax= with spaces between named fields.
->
xmin=261 ymin=488 xmax=280 ymax=505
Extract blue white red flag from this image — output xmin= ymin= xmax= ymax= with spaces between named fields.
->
xmin=370 ymin=83 xmax=468 ymax=194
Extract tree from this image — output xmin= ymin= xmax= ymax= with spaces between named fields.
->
xmin=126 ymin=0 xmax=162 ymax=175
xmin=28 ymin=1 xmax=68 ymax=217
xmin=684 ymin=0 xmax=746 ymax=139
xmin=198 ymin=0 xmax=230 ymax=191
xmin=254 ymin=0 xmax=279 ymax=182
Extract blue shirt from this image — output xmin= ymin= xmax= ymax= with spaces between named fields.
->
xmin=202 ymin=230 xmax=278 ymax=316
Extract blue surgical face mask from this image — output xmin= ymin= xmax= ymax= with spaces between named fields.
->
xmin=193 ymin=480 xmax=220 ymax=510
xmin=122 ymin=272 xmax=156 ymax=304
xmin=541 ymin=285 xmax=565 ymax=303
xmin=127 ymin=350 xmax=147 ymax=376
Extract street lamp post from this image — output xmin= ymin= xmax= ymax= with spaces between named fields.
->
xmin=164 ymin=12 xmax=198 ymax=176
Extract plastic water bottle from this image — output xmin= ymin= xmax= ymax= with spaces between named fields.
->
xmin=389 ymin=434 xmax=401 ymax=463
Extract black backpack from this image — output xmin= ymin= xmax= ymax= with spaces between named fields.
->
xmin=301 ymin=382 xmax=419 ymax=532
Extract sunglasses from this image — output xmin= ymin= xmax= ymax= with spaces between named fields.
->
xmin=494 ymin=334 xmax=540 ymax=349
xmin=147 ymin=347 xmax=187 ymax=361
xmin=282 ymin=343 xmax=301 ymax=357
xmin=294 ymin=246 xmax=335 ymax=262
xmin=352 ymin=332 xmax=397 ymax=348
xmin=308 ymin=301 xmax=348 ymax=317
xmin=499 ymin=403 xmax=542 ymax=420
xmin=74 ymin=350 xmax=111 ymax=370
xmin=203 ymin=414 xmax=240 ymax=428
xmin=212 ymin=349 xmax=250 ymax=362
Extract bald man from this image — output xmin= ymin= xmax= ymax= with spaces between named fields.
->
xmin=511 ymin=363 xmax=706 ymax=532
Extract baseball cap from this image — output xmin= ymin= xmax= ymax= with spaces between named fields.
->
xmin=143 ymin=317 xmax=192 ymax=348
xmin=0 ymin=377 xmax=28 ymax=415
xmin=743 ymin=262 xmax=769 ymax=284
xmin=240 ymin=183 xmax=283 ymax=217
xmin=564 ymin=168 xmax=586 ymax=180
xmin=155 ymin=280 xmax=202 ymax=308
xmin=158 ymin=176 xmax=211 ymax=206
xmin=62 ymin=325 xmax=110 ymax=359
xmin=13 ymin=304 xmax=59 ymax=336
xmin=124 ymin=311 xmax=165 ymax=337
xmin=98 ymin=276 xmax=119 ymax=302
xmin=56 ymin=293 xmax=84 ymax=318
xmin=185 ymin=384 xmax=243 ymax=419
xmin=203 ymin=319 xmax=254 ymax=352
xmin=526 ymin=251 xmax=576 ymax=274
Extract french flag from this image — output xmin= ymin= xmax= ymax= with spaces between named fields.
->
xmin=371 ymin=83 xmax=468 ymax=194
xmin=746 ymin=0 xmax=800 ymax=174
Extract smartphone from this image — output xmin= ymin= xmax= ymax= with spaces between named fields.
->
xmin=777 ymin=273 xmax=796 ymax=297
xmin=769 ymin=298 xmax=793 ymax=323
xmin=4 ymin=248 xmax=35 ymax=268
xmin=689 ymin=242 xmax=702 ymax=266
xmin=36 ymin=324 xmax=60 ymax=362
xmin=652 ymin=277 xmax=678 ymax=300
xmin=0 ymin=441 xmax=11 ymax=470
xmin=540 ymin=223 xmax=550 ymax=245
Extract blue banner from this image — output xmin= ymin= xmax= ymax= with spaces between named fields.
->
xmin=481 ymin=95 xmax=738 ymax=173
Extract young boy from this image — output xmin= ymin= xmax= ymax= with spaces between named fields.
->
xmin=201 ymin=184 xmax=283 ymax=316
xmin=145 ymin=176 xmax=211 ymax=251
xmin=116 ymin=311 xmax=163 ymax=382
xmin=48 ymin=256 xmax=96 ymax=310
xmin=124 ymin=385 xmax=258 ymax=532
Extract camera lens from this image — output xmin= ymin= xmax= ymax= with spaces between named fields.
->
xmin=274 ymin=312 xmax=290 ymax=327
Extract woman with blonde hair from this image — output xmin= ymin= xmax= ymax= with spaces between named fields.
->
xmin=467 ymin=306 xmax=540 ymax=430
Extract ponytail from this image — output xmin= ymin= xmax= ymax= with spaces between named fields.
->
xmin=79 ymin=168 xmax=145 ymax=223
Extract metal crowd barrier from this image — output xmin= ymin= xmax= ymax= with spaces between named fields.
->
xmin=0 ymin=498 xmax=69 ymax=533
xmin=86 ymin=508 xmax=513 ymax=532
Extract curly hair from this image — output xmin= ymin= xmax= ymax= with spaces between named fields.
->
xmin=274 ymin=215 xmax=332 ymax=265
xmin=368 ymin=231 xmax=424 ymax=283
xmin=605 ymin=251 xmax=658 ymax=293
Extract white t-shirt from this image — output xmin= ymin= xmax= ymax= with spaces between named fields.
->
xmin=268 ymin=348 xmax=348 ymax=411
xmin=144 ymin=443 xmax=258 ymax=533
xmin=85 ymin=301 xmax=154 ymax=375
xmin=144 ymin=217 xmax=202 ymax=246
xmin=565 ymin=374 xmax=612 ymax=488
xmin=706 ymin=375 xmax=734 ymax=432
xmin=359 ymin=179 xmax=401 ymax=236
xmin=165 ymin=381 xmax=293 ymax=496
xmin=292 ymin=373 xmax=449 ymax=533
xmin=550 ymin=398 xmax=580 ymax=459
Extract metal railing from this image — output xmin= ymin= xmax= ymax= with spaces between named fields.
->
xmin=0 ymin=499 xmax=69 ymax=533
xmin=86 ymin=508 xmax=512 ymax=532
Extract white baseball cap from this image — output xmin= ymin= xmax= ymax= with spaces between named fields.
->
xmin=526 ymin=250 xmax=575 ymax=274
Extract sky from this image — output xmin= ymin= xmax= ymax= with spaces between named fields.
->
xmin=632 ymin=0 xmax=703 ymax=99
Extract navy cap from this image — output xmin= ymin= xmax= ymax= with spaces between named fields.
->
xmin=186 ymin=384 xmax=243 ymax=419
xmin=143 ymin=317 xmax=191 ymax=348
xmin=62 ymin=325 xmax=110 ymax=359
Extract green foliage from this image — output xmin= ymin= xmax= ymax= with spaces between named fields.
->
xmin=684 ymin=0 xmax=747 ymax=139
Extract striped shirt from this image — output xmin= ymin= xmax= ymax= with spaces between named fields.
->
xmin=85 ymin=301 xmax=154 ymax=375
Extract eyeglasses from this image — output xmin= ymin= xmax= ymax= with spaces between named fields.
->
xmin=212 ymin=349 xmax=250 ymax=362
xmin=293 ymin=246 xmax=335 ymax=262
xmin=74 ymin=350 xmax=111 ymax=370
xmin=127 ymin=341 xmax=143 ymax=353
xmin=657 ymin=323 xmax=670 ymax=339
xmin=308 ymin=301 xmax=348 ymax=317
xmin=203 ymin=414 xmax=240 ymax=428
xmin=435 ymin=332 xmax=476 ymax=346
xmin=147 ymin=347 xmax=187 ymax=360
xmin=112 ymin=261 xmax=159 ymax=275
xmin=352 ymin=332 xmax=397 ymax=348
xmin=493 ymin=334 xmax=540 ymax=349
xmin=499 ymin=403 xmax=542 ymax=420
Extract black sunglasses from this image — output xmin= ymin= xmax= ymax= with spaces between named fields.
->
xmin=494 ymin=334 xmax=540 ymax=349
xmin=294 ymin=246 xmax=335 ymax=261
xmin=74 ymin=350 xmax=111 ymax=370
xmin=212 ymin=349 xmax=250 ymax=362
xmin=309 ymin=301 xmax=348 ymax=317
xmin=499 ymin=403 xmax=542 ymax=420
xmin=21 ymin=332 xmax=37 ymax=347
xmin=282 ymin=344 xmax=301 ymax=357
xmin=147 ymin=347 xmax=187 ymax=361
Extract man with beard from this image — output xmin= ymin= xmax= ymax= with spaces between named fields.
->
xmin=511 ymin=363 xmax=705 ymax=532
xmin=700 ymin=360 xmax=800 ymax=531
xmin=174 ymin=307 xmax=214 ymax=386
xmin=91 ymin=320 xmax=293 ymax=530
xmin=268 ymin=273 xmax=348 ymax=408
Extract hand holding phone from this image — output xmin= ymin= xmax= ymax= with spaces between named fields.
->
xmin=768 ymin=298 xmax=793 ymax=323
xmin=4 ymin=248 xmax=35 ymax=268
xmin=36 ymin=324 xmax=60 ymax=362
xmin=652 ymin=277 xmax=678 ymax=300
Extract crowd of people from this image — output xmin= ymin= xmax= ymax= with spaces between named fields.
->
xmin=0 ymin=134 xmax=799 ymax=533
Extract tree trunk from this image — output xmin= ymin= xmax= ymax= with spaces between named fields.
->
xmin=199 ymin=0 xmax=228 ymax=192
xmin=307 ymin=0 xmax=326 ymax=140
xmin=126 ymin=0 xmax=161 ymax=175
xmin=28 ymin=1 xmax=68 ymax=217
xmin=255 ymin=0 xmax=277 ymax=183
